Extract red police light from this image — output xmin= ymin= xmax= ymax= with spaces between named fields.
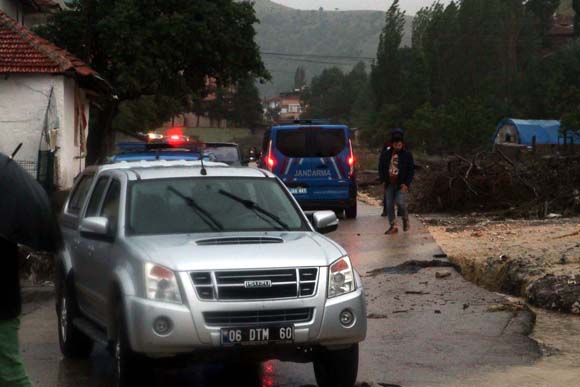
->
xmin=166 ymin=127 xmax=184 ymax=146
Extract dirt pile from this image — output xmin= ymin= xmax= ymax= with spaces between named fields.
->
xmin=360 ymin=151 xmax=580 ymax=216
xmin=426 ymin=215 xmax=580 ymax=314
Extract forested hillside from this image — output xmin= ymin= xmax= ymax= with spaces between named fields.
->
xmin=253 ymin=0 xmax=412 ymax=96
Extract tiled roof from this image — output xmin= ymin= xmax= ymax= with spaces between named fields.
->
xmin=34 ymin=0 xmax=61 ymax=7
xmin=0 ymin=10 xmax=96 ymax=76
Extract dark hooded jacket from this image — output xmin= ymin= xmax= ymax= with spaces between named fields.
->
xmin=0 ymin=237 xmax=20 ymax=320
xmin=378 ymin=147 xmax=415 ymax=188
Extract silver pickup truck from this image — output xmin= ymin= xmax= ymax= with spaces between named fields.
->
xmin=56 ymin=160 xmax=366 ymax=387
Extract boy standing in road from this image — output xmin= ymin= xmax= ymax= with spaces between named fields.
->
xmin=379 ymin=129 xmax=415 ymax=235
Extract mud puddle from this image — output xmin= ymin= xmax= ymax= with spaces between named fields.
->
xmin=465 ymin=308 xmax=580 ymax=386
xmin=366 ymin=259 xmax=460 ymax=276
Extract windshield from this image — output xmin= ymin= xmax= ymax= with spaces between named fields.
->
xmin=204 ymin=146 xmax=240 ymax=162
xmin=127 ymin=177 xmax=307 ymax=235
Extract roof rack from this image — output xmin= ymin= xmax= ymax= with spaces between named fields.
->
xmin=277 ymin=119 xmax=331 ymax=126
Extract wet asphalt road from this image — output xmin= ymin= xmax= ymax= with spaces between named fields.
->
xmin=20 ymin=202 xmax=541 ymax=386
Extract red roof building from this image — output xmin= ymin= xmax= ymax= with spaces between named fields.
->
xmin=0 ymin=8 xmax=109 ymax=190
xmin=0 ymin=10 xmax=96 ymax=76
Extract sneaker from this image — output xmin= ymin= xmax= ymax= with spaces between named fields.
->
xmin=403 ymin=218 xmax=410 ymax=232
xmin=385 ymin=225 xmax=398 ymax=235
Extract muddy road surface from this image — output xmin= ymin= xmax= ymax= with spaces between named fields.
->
xmin=20 ymin=203 xmax=541 ymax=386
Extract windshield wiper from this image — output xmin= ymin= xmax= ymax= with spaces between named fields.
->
xmin=217 ymin=189 xmax=290 ymax=231
xmin=167 ymin=187 xmax=224 ymax=232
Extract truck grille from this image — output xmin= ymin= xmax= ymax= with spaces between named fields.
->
xmin=191 ymin=268 xmax=319 ymax=301
xmin=203 ymin=308 xmax=313 ymax=326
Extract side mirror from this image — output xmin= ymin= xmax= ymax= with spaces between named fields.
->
xmin=312 ymin=211 xmax=339 ymax=234
xmin=79 ymin=217 xmax=112 ymax=239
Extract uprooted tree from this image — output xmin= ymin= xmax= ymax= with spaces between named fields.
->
xmin=37 ymin=0 xmax=270 ymax=164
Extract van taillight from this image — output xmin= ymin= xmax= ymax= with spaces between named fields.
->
xmin=266 ymin=140 xmax=276 ymax=171
xmin=348 ymin=139 xmax=355 ymax=176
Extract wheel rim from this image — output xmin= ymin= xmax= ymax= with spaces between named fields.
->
xmin=115 ymin=339 xmax=122 ymax=380
xmin=59 ymin=294 xmax=68 ymax=343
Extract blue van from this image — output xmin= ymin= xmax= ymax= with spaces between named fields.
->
xmin=261 ymin=122 xmax=357 ymax=218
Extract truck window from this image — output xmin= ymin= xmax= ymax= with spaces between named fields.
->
xmin=100 ymin=179 xmax=121 ymax=231
xmin=85 ymin=177 xmax=109 ymax=217
xmin=67 ymin=174 xmax=94 ymax=215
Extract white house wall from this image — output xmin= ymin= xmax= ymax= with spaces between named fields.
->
xmin=0 ymin=73 xmax=88 ymax=190
xmin=0 ymin=74 xmax=62 ymax=169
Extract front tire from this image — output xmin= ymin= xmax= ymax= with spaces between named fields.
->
xmin=313 ymin=344 xmax=359 ymax=387
xmin=113 ymin=305 xmax=150 ymax=387
xmin=345 ymin=202 xmax=357 ymax=219
xmin=56 ymin=277 xmax=93 ymax=358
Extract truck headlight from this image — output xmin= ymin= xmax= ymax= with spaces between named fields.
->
xmin=145 ymin=263 xmax=182 ymax=304
xmin=328 ymin=257 xmax=356 ymax=298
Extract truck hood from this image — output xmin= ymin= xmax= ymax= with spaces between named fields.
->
xmin=125 ymin=232 xmax=346 ymax=272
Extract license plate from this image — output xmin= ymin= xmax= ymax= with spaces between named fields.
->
xmin=221 ymin=326 xmax=294 ymax=346
xmin=289 ymin=187 xmax=307 ymax=195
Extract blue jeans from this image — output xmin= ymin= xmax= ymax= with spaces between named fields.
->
xmin=385 ymin=185 xmax=408 ymax=226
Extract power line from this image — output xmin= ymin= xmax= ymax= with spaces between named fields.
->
xmin=264 ymin=57 xmax=363 ymax=66
xmin=261 ymin=51 xmax=375 ymax=61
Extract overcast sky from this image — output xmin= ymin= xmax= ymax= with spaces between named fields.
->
xmin=271 ymin=0 xmax=448 ymax=15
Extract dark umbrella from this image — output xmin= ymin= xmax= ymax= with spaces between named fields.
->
xmin=0 ymin=148 xmax=62 ymax=253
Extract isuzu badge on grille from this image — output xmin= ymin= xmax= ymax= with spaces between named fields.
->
xmin=244 ymin=280 xmax=273 ymax=288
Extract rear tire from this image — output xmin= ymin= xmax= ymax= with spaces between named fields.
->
xmin=345 ymin=202 xmax=357 ymax=219
xmin=56 ymin=276 xmax=93 ymax=358
xmin=313 ymin=344 xmax=359 ymax=387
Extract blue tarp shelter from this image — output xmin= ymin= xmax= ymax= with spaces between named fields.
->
xmin=494 ymin=119 xmax=557 ymax=145
xmin=493 ymin=118 xmax=580 ymax=146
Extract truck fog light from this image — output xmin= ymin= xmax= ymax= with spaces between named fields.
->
xmin=339 ymin=309 xmax=354 ymax=327
xmin=153 ymin=317 xmax=172 ymax=336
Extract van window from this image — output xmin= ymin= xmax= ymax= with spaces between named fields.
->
xmin=276 ymin=128 xmax=346 ymax=157
xmin=312 ymin=129 xmax=346 ymax=157
xmin=276 ymin=129 xmax=308 ymax=157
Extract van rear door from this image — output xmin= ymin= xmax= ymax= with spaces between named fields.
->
xmin=272 ymin=126 xmax=351 ymax=200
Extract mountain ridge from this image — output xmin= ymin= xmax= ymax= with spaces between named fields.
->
xmin=253 ymin=0 xmax=413 ymax=97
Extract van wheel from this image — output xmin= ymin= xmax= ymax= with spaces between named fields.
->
xmin=345 ymin=203 xmax=357 ymax=219
xmin=113 ymin=305 xmax=150 ymax=387
xmin=313 ymin=344 xmax=359 ymax=387
xmin=56 ymin=277 xmax=93 ymax=358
